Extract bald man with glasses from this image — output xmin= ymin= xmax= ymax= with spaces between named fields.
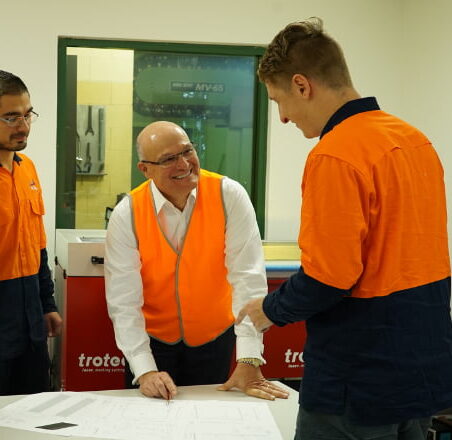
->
xmin=0 ymin=70 xmax=62 ymax=395
xmin=105 ymin=121 xmax=288 ymax=402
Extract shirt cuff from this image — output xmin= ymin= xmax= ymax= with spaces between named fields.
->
xmin=236 ymin=335 xmax=266 ymax=364
xmin=128 ymin=351 xmax=159 ymax=385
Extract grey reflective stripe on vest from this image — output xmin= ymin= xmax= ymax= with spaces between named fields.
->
xmin=143 ymin=175 xmax=229 ymax=346
xmin=127 ymin=193 xmax=139 ymax=248
xmin=177 ymin=175 xmax=228 ymax=346
xmin=220 ymin=177 xmax=227 ymax=226
xmin=174 ymin=185 xmax=198 ymax=342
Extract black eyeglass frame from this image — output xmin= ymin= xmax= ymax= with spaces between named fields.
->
xmin=140 ymin=143 xmax=198 ymax=168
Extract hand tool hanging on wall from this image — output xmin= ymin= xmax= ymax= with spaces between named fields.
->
xmin=76 ymin=131 xmax=82 ymax=173
xmin=97 ymin=108 xmax=103 ymax=161
xmin=84 ymin=142 xmax=92 ymax=173
xmin=85 ymin=105 xmax=95 ymax=136
xmin=97 ymin=108 xmax=104 ymax=173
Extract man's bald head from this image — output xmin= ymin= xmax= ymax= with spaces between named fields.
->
xmin=137 ymin=121 xmax=190 ymax=161
xmin=135 ymin=121 xmax=200 ymax=211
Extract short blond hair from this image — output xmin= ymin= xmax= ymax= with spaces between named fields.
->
xmin=258 ymin=17 xmax=352 ymax=90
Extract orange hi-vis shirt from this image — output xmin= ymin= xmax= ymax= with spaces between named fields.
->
xmin=130 ymin=169 xmax=234 ymax=346
xmin=0 ymin=153 xmax=46 ymax=281
xmin=264 ymin=98 xmax=452 ymax=425
xmin=299 ymin=109 xmax=451 ymax=297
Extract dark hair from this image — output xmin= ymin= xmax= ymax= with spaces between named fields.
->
xmin=258 ymin=17 xmax=352 ymax=89
xmin=0 ymin=70 xmax=29 ymax=98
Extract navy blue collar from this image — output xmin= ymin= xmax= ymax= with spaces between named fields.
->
xmin=320 ymin=97 xmax=380 ymax=139
xmin=0 ymin=153 xmax=22 ymax=167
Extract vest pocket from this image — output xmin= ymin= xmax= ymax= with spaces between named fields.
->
xmin=28 ymin=197 xmax=45 ymax=247
xmin=29 ymin=197 xmax=45 ymax=216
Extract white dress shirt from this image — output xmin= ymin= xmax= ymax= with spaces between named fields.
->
xmin=104 ymin=177 xmax=267 ymax=381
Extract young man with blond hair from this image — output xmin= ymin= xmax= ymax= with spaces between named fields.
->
xmin=239 ymin=18 xmax=452 ymax=439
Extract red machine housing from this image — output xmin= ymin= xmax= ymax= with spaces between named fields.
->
xmin=54 ymin=230 xmax=305 ymax=391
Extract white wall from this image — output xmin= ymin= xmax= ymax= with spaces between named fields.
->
xmin=400 ymin=0 xmax=452 ymax=255
xmin=265 ymin=0 xmax=403 ymax=240
xmin=5 ymin=0 xmax=448 ymax=260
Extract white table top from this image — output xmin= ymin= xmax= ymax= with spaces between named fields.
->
xmin=0 ymin=381 xmax=299 ymax=440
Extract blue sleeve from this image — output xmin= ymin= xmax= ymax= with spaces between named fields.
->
xmin=263 ymin=266 xmax=350 ymax=326
xmin=39 ymin=248 xmax=58 ymax=314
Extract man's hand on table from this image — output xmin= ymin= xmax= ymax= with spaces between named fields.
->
xmin=217 ymin=363 xmax=289 ymax=400
xmin=138 ymin=371 xmax=177 ymax=400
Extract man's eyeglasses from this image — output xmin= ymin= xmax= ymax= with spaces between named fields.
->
xmin=141 ymin=144 xmax=197 ymax=168
xmin=0 ymin=111 xmax=39 ymax=127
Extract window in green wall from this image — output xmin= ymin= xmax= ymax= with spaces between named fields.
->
xmin=132 ymin=52 xmax=257 ymax=192
xmin=56 ymin=39 xmax=268 ymax=234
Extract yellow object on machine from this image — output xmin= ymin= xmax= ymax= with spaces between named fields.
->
xmin=262 ymin=242 xmax=300 ymax=261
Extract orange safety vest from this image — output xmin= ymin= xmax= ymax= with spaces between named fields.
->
xmin=299 ymin=110 xmax=450 ymax=298
xmin=130 ymin=169 xmax=234 ymax=346
xmin=0 ymin=153 xmax=46 ymax=281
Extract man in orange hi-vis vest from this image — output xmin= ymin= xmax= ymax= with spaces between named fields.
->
xmin=0 ymin=70 xmax=63 ymax=395
xmin=105 ymin=120 xmax=288 ymax=402
xmin=238 ymin=18 xmax=452 ymax=440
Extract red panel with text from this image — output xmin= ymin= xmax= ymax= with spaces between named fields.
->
xmin=60 ymin=273 xmax=125 ymax=391
xmin=260 ymin=278 xmax=306 ymax=378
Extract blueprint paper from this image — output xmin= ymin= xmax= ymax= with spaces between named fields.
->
xmin=0 ymin=392 xmax=282 ymax=439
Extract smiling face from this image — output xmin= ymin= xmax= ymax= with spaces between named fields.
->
xmin=0 ymin=92 xmax=32 ymax=152
xmin=265 ymin=75 xmax=322 ymax=139
xmin=137 ymin=121 xmax=200 ymax=209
